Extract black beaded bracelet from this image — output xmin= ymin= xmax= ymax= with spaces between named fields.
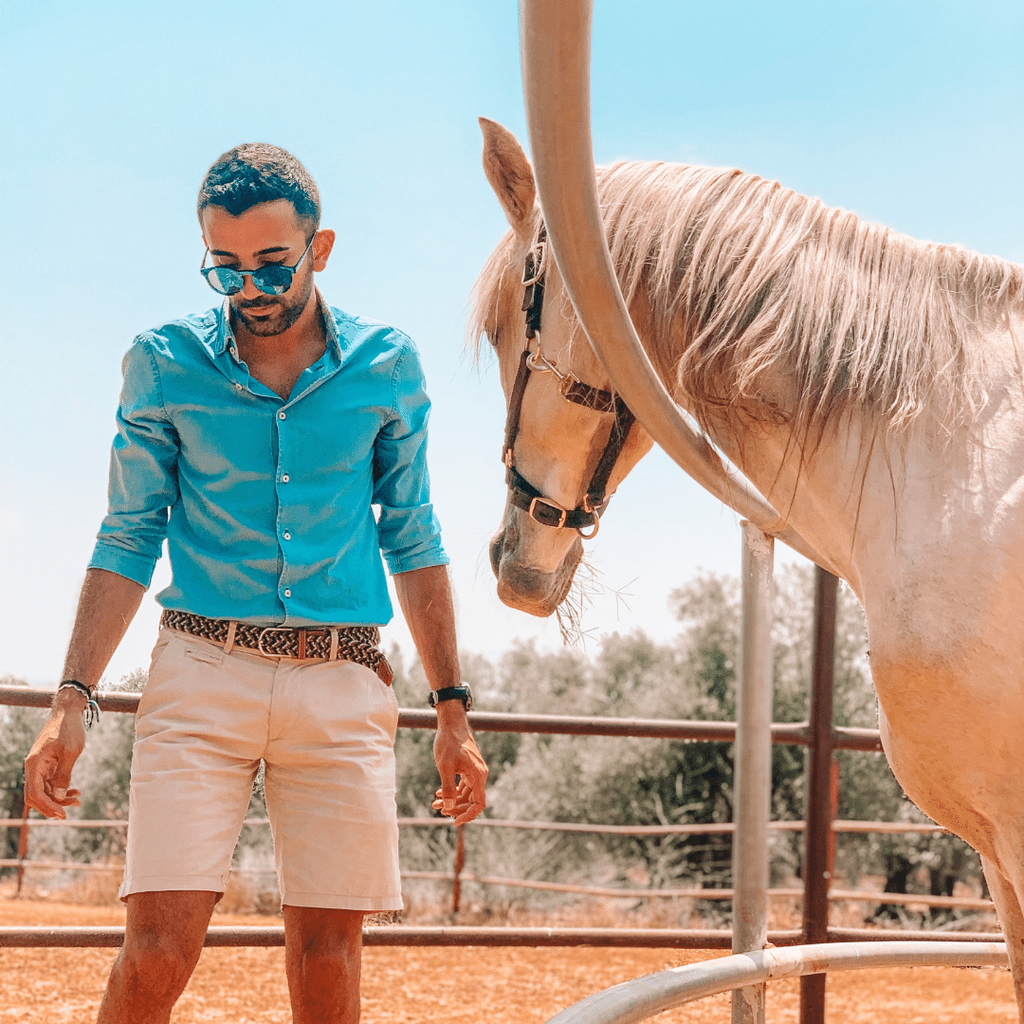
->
xmin=57 ymin=680 xmax=100 ymax=729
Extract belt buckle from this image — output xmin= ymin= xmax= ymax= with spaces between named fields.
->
xmin=256 ymin=626 xmax=294 ymax=658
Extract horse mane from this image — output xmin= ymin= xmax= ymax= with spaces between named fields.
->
xmin=470 ymin=160 xmax=1024 ymax=440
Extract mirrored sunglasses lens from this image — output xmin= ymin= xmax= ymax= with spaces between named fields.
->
xmin=206 ymin=268 xmax=244 ymax=295
xmin=252 ymin=265 xmax=293 ymax=295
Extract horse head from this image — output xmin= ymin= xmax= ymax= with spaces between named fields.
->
xmin=473 ymin=118 xmax=653 ymax=617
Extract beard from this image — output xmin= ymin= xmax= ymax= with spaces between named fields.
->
xmin=232 ymin=273 xmax=314 ymax=337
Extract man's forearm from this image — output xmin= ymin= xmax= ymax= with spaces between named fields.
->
xmin=61 ymin=568 xmax=146 ymax=692
xmin=392 ymin=563 xmax=460 ymax=690
xmin=26 ymin=568 xmax=144 ymax=818
xmin=394 ymin=563 xmax=488 ymax=824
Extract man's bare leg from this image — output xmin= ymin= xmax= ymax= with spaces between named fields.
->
xmin=284 ymin=906 xmax=364 ymax=1024
xmin=97 ymin=891 xmax=217 ymax=1024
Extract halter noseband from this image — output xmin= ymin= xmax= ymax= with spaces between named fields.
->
xmin=501 ymin=230 xmax=636 ymax=539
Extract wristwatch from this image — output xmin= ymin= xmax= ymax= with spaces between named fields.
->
xmin=428 ymin=685 xmax=473 ymax=711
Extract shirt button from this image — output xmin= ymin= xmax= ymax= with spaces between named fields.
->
xmin=281 ymin=474 xmax=290 ymax=483
xmin=278 ymin=411 xmax=286 ymax=421
xmin=283 ymin=531 xmax=292 ymax=541
xmin=235 ymin=383 xmax=243 ymax=391
xmin=284 ymin=589 xmax=292 ymax=598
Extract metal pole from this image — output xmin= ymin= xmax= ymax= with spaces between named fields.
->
xmin=452 ymin=825 xmax=465 ymax=915
xmin=731 ymin=522 xmax=774 ymax=1024
xmin=828 ymin=757 xmax=840 ymax=883
xmin=799 ymin=567 xmax=839 ymax=1024
xmin=15 ymin=806 xmax=30 ymax=897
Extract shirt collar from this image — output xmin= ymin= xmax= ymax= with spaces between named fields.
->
xmin=208 ymin=291 xmax=340 ymax=363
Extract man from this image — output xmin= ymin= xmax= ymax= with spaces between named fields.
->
xmin=23 ymin=143 xmax=488 ymax=1024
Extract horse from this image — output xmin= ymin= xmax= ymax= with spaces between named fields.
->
xmin=470 ymin=117 xmax=1024 ymax=1016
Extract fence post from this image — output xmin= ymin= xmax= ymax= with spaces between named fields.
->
xmin=15 ymin=806 xmax=30 ymax=897
xmin=731 ymin=522 xmax=774 ymax=1024
xmin=799 ymin=567 xmax=839 ymax=1024
xmin=452 ymin=825 xmax=465 ymax=915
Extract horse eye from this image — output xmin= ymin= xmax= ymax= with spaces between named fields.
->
xmin=486 ymin=329 xmax=499 ymax=349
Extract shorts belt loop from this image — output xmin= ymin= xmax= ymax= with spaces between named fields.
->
xmin=224 ymin=621 xmax=237 ymax=655
xmin=329 ymin=628 xmax=339 ymax=662
xmin=297 ymin=629 xmax=307 ymax=660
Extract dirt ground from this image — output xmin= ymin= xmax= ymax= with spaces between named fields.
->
xmin=0 ymin=897 xmax=1015 ymax=1024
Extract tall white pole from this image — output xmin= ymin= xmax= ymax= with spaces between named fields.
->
xmin=731 ymin=521 xmax=774 ymax=1024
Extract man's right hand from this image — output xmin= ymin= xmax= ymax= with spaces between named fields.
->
xmin=24 ymin=569 xmax=145 ymax=818
xmin=24 ymin=695 xmax=87 ymax=819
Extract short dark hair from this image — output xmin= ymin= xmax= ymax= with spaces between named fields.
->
xmin=197 ymin=143 xmax=321 ymax=228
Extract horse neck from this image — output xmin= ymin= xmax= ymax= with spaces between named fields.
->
xmin=694 ymin=402 xmax=881 ymax=591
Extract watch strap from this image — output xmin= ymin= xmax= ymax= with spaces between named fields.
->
xmin=428 ymin=685 xmax=473 ymax=710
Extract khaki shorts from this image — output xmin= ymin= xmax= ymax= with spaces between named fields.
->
xmin=119 ymin=627 xmax=402 ymax=911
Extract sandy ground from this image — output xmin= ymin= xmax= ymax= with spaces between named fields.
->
xmin=0 ymin=898 xmax=1015 ymax=1023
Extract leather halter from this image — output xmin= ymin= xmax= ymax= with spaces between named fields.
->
xmin=501 ymin=231 xmax=636 ymax=538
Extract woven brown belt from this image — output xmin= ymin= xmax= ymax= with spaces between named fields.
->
xmin=160 ymin=610 xmax=393 ymax=685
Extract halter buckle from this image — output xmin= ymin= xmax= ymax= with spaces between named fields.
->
xmin=528 ymin=496 xmax=568 ymax=530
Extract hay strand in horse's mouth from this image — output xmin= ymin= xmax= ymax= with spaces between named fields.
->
xmin=555 ymin=559 xmax=637 ymax=648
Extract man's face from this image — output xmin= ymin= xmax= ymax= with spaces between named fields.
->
xmin=200 ymin=199 xmax=318 ymax=338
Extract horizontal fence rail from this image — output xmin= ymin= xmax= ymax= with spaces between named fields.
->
xmin=0 ymin=925 xmax=1004 ymax=950
xmin=542 ymin=941 xmax=1010 ymax=1024
xmin=0 ymin=925 xmax=800 ymax=949
xmin=0 ymin=817 xmax=955 ymax=835
xmin=2 ymin=859 xmax=991 ymax=912
xmin=0 ymin=685 xmax=884 ymax=751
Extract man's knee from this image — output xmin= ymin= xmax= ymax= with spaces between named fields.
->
xmin=114 ymin=891 xmax=215 ymax=996
xmin=116 ymin=930 xmax=203 ymax=993
xmin=284 ymin=906 xmax=364 ymax=980
xmin=295 ymin=941 xmax=362 ymax=984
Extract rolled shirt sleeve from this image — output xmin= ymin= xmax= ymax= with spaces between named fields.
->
xmin=373 ymin=343 xmax=449 ymax=575
xmin=89 ymin=339 xmax=180 ymax=588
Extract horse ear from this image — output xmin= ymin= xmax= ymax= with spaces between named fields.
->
xmin=479 ymin=117 xmax=537 ymax=238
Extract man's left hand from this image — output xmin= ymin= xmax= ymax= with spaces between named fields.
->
xmin=431 ymin=705 xmax=488 ymax=825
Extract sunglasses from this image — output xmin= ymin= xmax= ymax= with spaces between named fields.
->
xmin=200 ymin=235 xmax=315 ymax=296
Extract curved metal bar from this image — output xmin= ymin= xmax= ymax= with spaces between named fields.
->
xmin=542 ymin=941 xmax=1009 ymax=1024
xmin=518 ymin=0 xmax=835 ymax=574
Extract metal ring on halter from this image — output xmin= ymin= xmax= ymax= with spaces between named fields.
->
xmin=525 ymin=346 xmax=563 ymax=377
xmin=577 ymin=508 xmax=601 ymax=540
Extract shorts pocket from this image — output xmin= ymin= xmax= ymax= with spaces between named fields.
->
xmin=183 ymin=643 xmax=225 ymax=667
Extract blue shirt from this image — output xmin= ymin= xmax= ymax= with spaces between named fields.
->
xmin=89 ymin=295 xmax=448 ymax=626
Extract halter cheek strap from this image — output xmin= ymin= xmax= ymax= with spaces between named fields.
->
xmin=501 ymin=234 xmax=637 ymax=538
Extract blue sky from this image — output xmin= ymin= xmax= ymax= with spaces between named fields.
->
xmin=2 ymin=1 xmax=1021 ymax=686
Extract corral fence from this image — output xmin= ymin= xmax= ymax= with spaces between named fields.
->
xmin=0 ymin=531 xmax=1004 ymax=1024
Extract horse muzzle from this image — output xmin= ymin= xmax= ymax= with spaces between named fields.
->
xmin=489 ymin=511 xmax=583 ymax=617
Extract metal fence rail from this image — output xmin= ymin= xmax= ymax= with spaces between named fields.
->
xmin=1 ymin=857 xmax=994 ymax=912
xmin=542 ymin=941 xmax=1010 ymax=1024
xmin=0 ymin=816 xmax=957 ymax=834
xmin=0 ymin=684 xmax=883 ymax=750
